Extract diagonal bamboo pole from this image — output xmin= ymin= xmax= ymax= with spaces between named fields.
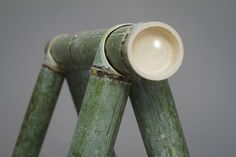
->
xmin=130 ymin=78 xmax=190 ymax=157
xmin=12 ymin=41 xmax=65 ymax=157
xmin=12 ymin=66 xmax=64 ymax=157
xmin=66 ymin=68 xmax=117 ymax=157
xmin=68 ymin=72 xmax=130 ymax=157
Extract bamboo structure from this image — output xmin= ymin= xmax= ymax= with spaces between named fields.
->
xmin=12 ymin=22 xmax=189 ymax=157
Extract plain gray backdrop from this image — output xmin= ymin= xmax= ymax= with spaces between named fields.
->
xmin=0 ymin=0 xmax=236 ymax=156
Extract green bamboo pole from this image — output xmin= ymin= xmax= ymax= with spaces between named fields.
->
xmin=49 ymin=29 xmax=107 ymax=69
xmin=66 ymin=68 xmax=117 ymax=157
xmin=48 ymin=24 xmax=133 ymax=70
xmin=12 ymin=66 xmax=64 ymax=157
xmin=68 ymin=72 xmax=130 ymax=157
xmin=129 ymin=78 xmax=190 ymax=157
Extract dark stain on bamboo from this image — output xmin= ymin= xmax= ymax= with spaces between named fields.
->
xmin=91 ymin=65 xmax=130 ymax=82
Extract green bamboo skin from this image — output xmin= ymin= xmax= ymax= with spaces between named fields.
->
xmin=130 ymin=78 xmax=190 ymax=157
xmin=108 ymin=150 xmax=116 ymax=157
xmin=66 ymin=68 xmax=117 ymax=157
xmin=105 ymin=25 xmax=134 ymax=76
xmin=12 ymin=66 xmax=64 ymax=157
xmin=49 ymin=24 xmax=133 ymax=70
xmin=50 ymin=30 xmax=107 ymax=69
xmin=68 ymin=73 xmax=130 ymax=157
xmin=66 ymin=68 xmax=90 ymax=114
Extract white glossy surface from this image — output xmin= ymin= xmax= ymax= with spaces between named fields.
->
xmin=127 ymin=22 xmax=184 ymax=80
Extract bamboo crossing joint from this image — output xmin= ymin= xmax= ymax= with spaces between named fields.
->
xmin=12 ymin=21 xmax=189 ymax=157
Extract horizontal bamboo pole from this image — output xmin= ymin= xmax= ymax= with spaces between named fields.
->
xmin=49 ymin=29 xmax=107 ymax=69
xmin=105 ymin=22 xmax=184 ymax=81
xmin=12 ymin=66 xmax=64 ymax=157
xmin=49 ymin=22 xmax=183 ymax=81
xmin=130 ymin=78 xmax=190 ymax=157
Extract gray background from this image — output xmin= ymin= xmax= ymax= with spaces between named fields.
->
xmin=0 ymin=0 xmax=236 ymax=156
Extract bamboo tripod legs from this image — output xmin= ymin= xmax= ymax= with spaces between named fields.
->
xmin=12 ymin=67 xmax=189 ymax=157
xmin=130 ymin=78 xmax=190 ymax=157
xmin=66 ymin=69 xmax=117 ymax=157
xmin=66 ymin=72 xmax=190 ymax=157
xmin=12 ymin=67 xmax=64 ymax=157
xmin=67 ymin=71 xmax=130 ymax=157
xmin=12 ymin=21 xmax=189 ymax=157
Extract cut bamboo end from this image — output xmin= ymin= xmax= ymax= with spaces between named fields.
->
xmin=127 ymin=22 xmax=184 ymax=80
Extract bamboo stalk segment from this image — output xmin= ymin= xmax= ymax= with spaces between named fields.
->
xmin=66 ymin=68 xmax=118 ymax=157
xmin=68 ymin=74 xmax=130 ymax=157
xmin=130 ymin=78 xmax=190 ymax=157
xmin=49 ymin=29 xmax=107 ymax=69
xmin=105 ymin=22 xmax=184 ymax=81
xmin=12 ymin=67 xmax=64 ymax=157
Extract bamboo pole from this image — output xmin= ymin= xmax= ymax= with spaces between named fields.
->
xmin=105 ymin=22 xmax=184 ymax=81
xmin=12 ymin=66 xmax=64 ymax=157
xmin=68 ymin=73 xmax=130 ymax=157
xmin=49 ymin=29 xmax=107 ymax=69
xmin=66 ymin=68 xmax=117 ymax=157
xmin=130 ymin=78 xmax=190 ymax=157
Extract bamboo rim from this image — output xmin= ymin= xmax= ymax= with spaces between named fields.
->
xmin=126 ymin=22 xmax=184 ymax=80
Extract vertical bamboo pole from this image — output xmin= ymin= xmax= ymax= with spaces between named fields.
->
xmin=12 ymin=66 xmax=64 ymax=157
xmin=68 ymin=71 xmax=130 ymax=157
xmin=129 ymin=78 xmax=190 ymax=157
xmin=66 ymin=68 xmax=117 ymax=157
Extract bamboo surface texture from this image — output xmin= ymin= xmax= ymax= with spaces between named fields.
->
xmin=12 ymin=67 xmax=64 ymax=157
xmin=50 ymin=30 xmax=107 ymax=69
xmin=130 ymin=78 xmax=190 ymax=157
xmin=68 ymin=73 xmax=130 ymax=157
xmin=66 ymin=68 xmax=117 ymax=157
